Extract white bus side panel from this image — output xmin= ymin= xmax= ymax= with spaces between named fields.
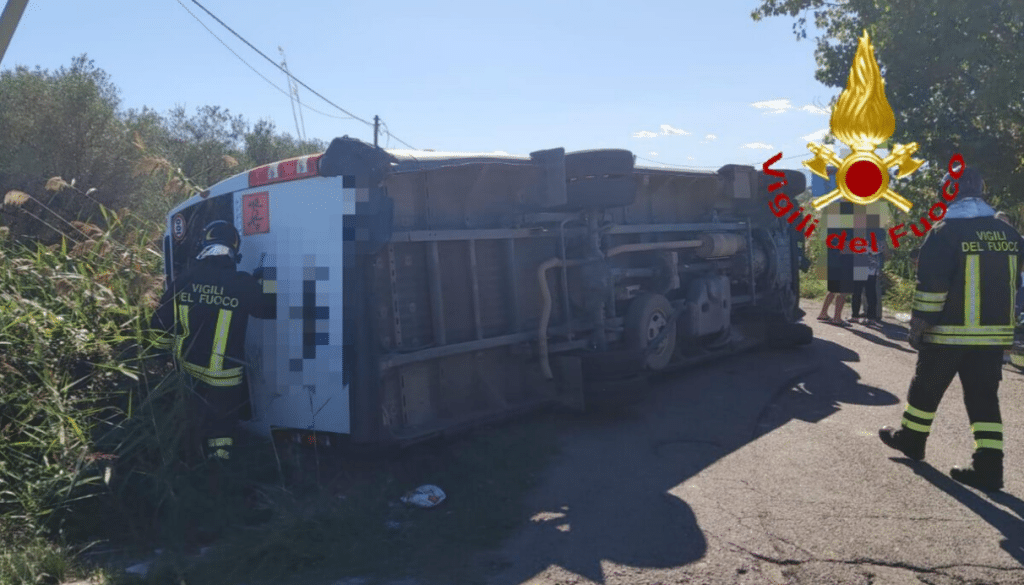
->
xmin=235 ymin=175 xmax=355 ymax=437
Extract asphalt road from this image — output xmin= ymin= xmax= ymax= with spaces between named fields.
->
xmin=472 ymin=299 xmax=1024 ymax=585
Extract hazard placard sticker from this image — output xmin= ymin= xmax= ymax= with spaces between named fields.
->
xmin=243 ymin=191 xmax=270 ymax=235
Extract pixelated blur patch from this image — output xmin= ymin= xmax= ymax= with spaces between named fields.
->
xmin=243 ymin=191 xmax=270 ymax=235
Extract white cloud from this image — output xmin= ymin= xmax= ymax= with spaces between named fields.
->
xmin=632 ymin=130 xmax=658 ymax=138
xmin=687 ymin=156 xmax=695 ymax=160
xmin=741 ymin=142 xmax=775 ymax=150
xmin=801 ymin=104 xmax=830 ymax=115
xmin=660 ymin=124 xmax=690 ymax=136
xmin=648 ymin=152 xmax=658 ymax=156
xmin=801 ymin=128 xmax=829 ymax=142
xmin=751 ymin=99 xmax=793 ymax=114
xmin=705 ymin=134 xmax=716 ymax=141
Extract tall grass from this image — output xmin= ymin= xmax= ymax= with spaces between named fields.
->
xmin=0 ymin=177 xmax=181 ymax=564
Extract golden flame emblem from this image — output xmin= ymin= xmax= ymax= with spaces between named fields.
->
xmin=804 ymin=30 xmax=923 ymax=213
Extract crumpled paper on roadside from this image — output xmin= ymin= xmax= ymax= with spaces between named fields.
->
xmin=400 ymin=484 xmax=446 ymax=508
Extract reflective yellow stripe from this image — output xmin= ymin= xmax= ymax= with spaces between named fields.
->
xmin=209 ymin=308 xmax=233 ymax=372
xmin=190 ymin=374 xmax=243 ymax=387
xmin=971 ymin=422 xmax=1003 ymax=433
xmin=914 ymin=291 xmax=948 ymax=302
xmin=1011 ymin=256 xmax=1018 ymax=325
xmin=175 ymin=303 xmax=190 ymax=360
xmin=975 ymin=439 xmax=1004 ymax=450
xmin=965 ymin=254 xmax=980 ymax=326
xmin=922 ymin=334 xmax=1013 ymax=345
xmin=905 ymin=404 xmax=936 ymax=420
xmin=927 ymin=325 xmax=1014 ymax=335
xmin=181 ymin=361 xmax=243 ymax=379
xmin=182 ymin=370 xmax=241 ymax=385
xmin=181 ymin=361 xmax=243 ymax=386
xmin=913 ymin=300 xmax=944 ymax=312
xmin=902 ymin=420 xmax=931 ymax=433
xmin=207 ymin=437 xmax=234 ymax=447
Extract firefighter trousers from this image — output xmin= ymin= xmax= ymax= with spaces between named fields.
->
xmin=184 ymin=378 xmax=250 ymax=464
xmin=900 ymin=345 xmax=1005 ymax=453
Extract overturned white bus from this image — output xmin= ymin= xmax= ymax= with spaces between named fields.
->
xmin=160 ymin=136 xmax=811 ymax=447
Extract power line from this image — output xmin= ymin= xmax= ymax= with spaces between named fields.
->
xmin=175 ymin=0 xmax=351 ymax=122
xmin=636 ymin=151 xmax=814 ymax=170
xmin=188 ymin=0 xmax=417 ymax=150
xmin=634 ymin=155 xmax=718 ymax=170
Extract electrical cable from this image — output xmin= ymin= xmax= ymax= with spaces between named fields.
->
xmin=638 ymin=151 xmax=815 ymax=169
xmin=188 ymin=0 xmax=417 ymax=150
xmin=634 ymin=155 xmax=718 ymax=170
xmin=175 ymin=0 xmax=351 ymax=121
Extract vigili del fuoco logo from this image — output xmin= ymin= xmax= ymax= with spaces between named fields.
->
xmin=762 ymin=30 xmax=965 ymax=252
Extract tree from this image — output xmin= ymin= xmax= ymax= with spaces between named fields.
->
xmin=752 ymin=0 xmax=1024 ymax=212
xmin=1 ymin=54 xmax=335 ymax=242
xmin=162 ymin=104 xmax=247 ymax=189
xmin=243 ymin=118 xmax=328 ymax=167
xmin=0 ymin=55 xmax=139 ymax=239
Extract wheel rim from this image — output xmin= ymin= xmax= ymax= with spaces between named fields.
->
xmin=647 ymin=310 xmax=669 ymax=354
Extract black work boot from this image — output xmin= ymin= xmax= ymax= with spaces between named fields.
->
xmin=951 ymin=449 xmax=1004 ymax=492
xmin=879 ymin=426 xmax=927 ymax=461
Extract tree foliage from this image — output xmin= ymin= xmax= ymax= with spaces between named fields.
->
xmin=0 ymin=55 xmax=329 ymax=242
xmin=752 ymin=0 xmax=1024 ymax=213
xmin=0 ymin=56 xmax=137 ymax=239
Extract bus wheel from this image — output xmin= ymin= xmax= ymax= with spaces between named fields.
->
xmin=625 ymin=293 xmax=676 ymax=371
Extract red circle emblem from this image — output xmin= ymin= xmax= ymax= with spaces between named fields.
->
xmin=845 ymin=160 xmax=884 ymax=198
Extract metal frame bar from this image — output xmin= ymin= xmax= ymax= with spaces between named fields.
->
xmin=386 ymin=243 xmax=403 ymax=347
xmin=427 ymin=241 xmax=446 ymax=346
xmin=559 ymin=219 xmax=574 ymax=341
xmin=604 ymin=222 xmax=748 ymax=235
xmin=390 ymin=222 xmax=748 ymax=243
xmin=746 ymin=220 xmax=757 ymax=305
xmin=469 ymin=239 xmax=483 ymax=340
xmin=505 ymin=238 xmax=522 ymax=333
xmin=379 ymin=321 xmax=594 ymax=371
xmin=381 ymin=331 xmax=536 ymax=370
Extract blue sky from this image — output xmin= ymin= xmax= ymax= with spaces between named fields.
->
xmin=3 ymin=0 xmax=837 ymax=171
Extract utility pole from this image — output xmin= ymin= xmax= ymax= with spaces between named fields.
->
xmin=374 ymin=115 xmax=380 ymax=148
xmin=278 ymin=47 xmax=305 ymax=143
xmin=0 ymin=0 xmax=30 ymax=66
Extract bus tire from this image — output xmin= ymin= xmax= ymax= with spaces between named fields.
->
xmin=624 ymin=293 xmax=676 ymax=371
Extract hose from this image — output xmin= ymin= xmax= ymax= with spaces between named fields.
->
xmin=537 ymin=239 xmax=703 ymax=379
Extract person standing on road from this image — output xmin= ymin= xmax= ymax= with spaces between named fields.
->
xmin=879 ymin=166 xmax=1024 ymax=492
xmin=816 ymin=291 xmax=848 ymax=326
xmin=150 ymin=220 xmax=276 ymax=465
xmin=852 ymin=249 xmax=883 ymax=325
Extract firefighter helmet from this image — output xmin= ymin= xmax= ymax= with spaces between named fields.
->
xmin=201 ymin=220 xmax=240 ymax=250
xmin=942 ymin=166 xmax=985 ymax=199
xmin=197 ymin=220 xmax=242 ymax=263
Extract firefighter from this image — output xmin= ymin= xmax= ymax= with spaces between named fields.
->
xmin=879 ymin=166 xmax=1024 ymax=491
xmin=150 ymin=220 xmax=275 ymax=464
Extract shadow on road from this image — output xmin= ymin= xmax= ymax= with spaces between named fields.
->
xmin=892 ymin=458 xmax=1024 ymax=567
xmin=845 ymin=321 xmax=916 ymax=354
xmin=486 ymin=334 xmax=899 ymax=584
